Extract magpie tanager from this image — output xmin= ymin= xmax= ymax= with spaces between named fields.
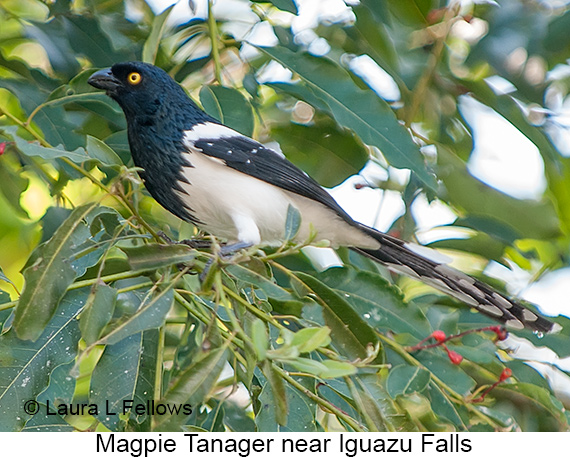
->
xmin=88 ymin=61 xmax=556 ymax=334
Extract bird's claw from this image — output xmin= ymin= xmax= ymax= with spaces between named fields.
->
xmin=199 ymin=241 xmax=253 ymax=282
xmin=157 ymin=230 xmax=212 ymax=249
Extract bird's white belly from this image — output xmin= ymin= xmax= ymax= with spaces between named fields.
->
xmin=175 ymin=150 xmax=378 ymax=249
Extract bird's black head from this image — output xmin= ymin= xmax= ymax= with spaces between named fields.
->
xmin=88 ymin=61 xmax=210 ymax=124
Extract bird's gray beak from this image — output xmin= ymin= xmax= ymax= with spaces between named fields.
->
xmin=88 ymin=68 xmax=120 ymax=92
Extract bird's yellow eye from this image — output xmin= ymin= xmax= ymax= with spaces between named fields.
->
xmin=127 ymin=72 xmax=142 ymax=85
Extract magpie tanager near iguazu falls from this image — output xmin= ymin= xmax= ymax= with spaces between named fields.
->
xmin=88 ymin=61 xmax=556 ymax=334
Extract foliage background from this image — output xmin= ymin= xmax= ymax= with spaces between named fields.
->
xmin=0 ymin=0 xmax=569 ymax=432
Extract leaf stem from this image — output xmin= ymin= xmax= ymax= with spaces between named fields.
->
xmin=207 ymin=0 xmax=223 ymax=84
xmin=404 ymin=5 xmax=460 ymax=127
xmin=155 ymin=325 xmax=165 ymax=400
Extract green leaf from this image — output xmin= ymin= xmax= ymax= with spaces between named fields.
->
xmin=0 ymin=288 xmax=86 ymax=431
xmin=21 ymin=407 xmax=75 ymax=432
xmin=317 ymin=378 xmax=362 ymax=429
xmin=79 ymin=283 xmax=117 ymax=346
xmin=251 ymin=318 xmax=268 ymax=361
xmin=321 ymin=360 xmax=357 ymax=379
xmin=1 ymin=0 xmax=49 ymax=20
xmin=271 ymin=119 xmax=369 ymax=187
xmin=4 ymin=126 xmax=90 ymax=164
xmin=416 ymin=351 xmax=476 ymax=397
xmin=498 ymin=383 xmax=568 ymax=428
xmin=355 ymin=373 xmax=418 ymax=432
xmin=90 ymin=330 xmax=159 ymax=431
xmin=199 ymin=86 xmax=254 ymax=137
xmin=159 ymin=346 xmax=228 ymax=430
xmin=223 ymin=401 xmax=256 ymax=432
xmin=285 ymin=357 xmax=329 ymax=376
xmin=86 ymin=135 xmax=123 ymax=167
xmin=316 ymin=267 xmax=429 ymax=339
xmin=256 ymin=371 xmax=318 ymax=431
xmin=0 ymin=157 xmax=30 ymax=219
xmin=294 ymin=272 xmax=380 ymax=362
xmin=284 ymin=204 xmax=302 ymax=241
xmin=98 ymin=288 xmax=174 ymax=346
xmin=261 ymin=360 xmax=288 ymax=426
xmin=14 ymin=203 xmax=99 ymax=340
xmin=142 ymin=5 xmax=174 ymax=64
xmin=64 ymin=15 xmax=137 ymax=66
xmin=383 ymin=0 xmax=432 ymax=25
xmin=386 ymin=365 xmax=431 ymax=398
xmin=257 ymin=46 xmax=436 ymax=190
xmin=290 ymin=327 xmax=331 ymax=353
xmin=350 ymin=4 xmax=399 ymax=77
xmin=426 ymin=383 xmax=468 ymax=430
xmin=37 ymin=360 xmax=76 ymax=409
xmin=226 ymin=263 xmax=296 ymax=302
xmin=121 ymin=244 xmax=196 ymax=271
xmin=545 ymin=10 xmax=570 ymax=54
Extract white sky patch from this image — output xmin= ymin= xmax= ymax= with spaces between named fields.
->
xmin=544 ymin=84 xmax=570 ymax=157
xmin=308 ymin=37 xmax=331 ymax=56
xmin=216 ymin=0 xmax=259 ymax=40
xmin=145 ymin=0 xmax=201 ymax=24
xmin=485 ymin=75 xmax=517 ymax=95
xmin=415 ymin=226 xmax=474 ymax=245
xmin=547 ymin=63 xmax=570 ymax=81
xmin=292 ymin=0 xmax=355 ymax=34
xmin=459 ymin=95 xmax=547 ymax=200
xmin=521 ymin=268 xmax=570 ymax=318
xmin=301 ymin=246 xmax=343 ymax=271
xmin=484 ymin=260 xmax=534 ymax=296
xmin=410 ymin=193 xmax=470 ymax=245
xmin=245 ymin=21 xmax=278 ymax=47
xmin=411 ymin=193 xmax=457 ymax=232
xmin=240 ymin=21 xmax=278 ymax=61
xmin=329 ymin=175 xmax=405 ymax=232
xmin=255 ymin=60 xmax=293 ymax=84
xmin=349 ymin=55 xmax=401 ymax=102
xmin=404 ymin=243 xmax=453 ymax=265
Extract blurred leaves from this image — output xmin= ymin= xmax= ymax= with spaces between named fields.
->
xmin=0 ymin=0 xmax=568 ymax=433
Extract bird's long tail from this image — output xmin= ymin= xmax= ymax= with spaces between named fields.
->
xmin=353 ymin=224 xmax=556 ymax=334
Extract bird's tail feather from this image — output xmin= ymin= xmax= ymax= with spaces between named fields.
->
xmin=353 ymin=224 xmax=555 ymax=334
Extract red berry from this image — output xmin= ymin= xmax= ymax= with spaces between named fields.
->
xmin=447 ymin=349 xmax=463 ymax=365
xmin=432 ymin=330 xmax=446 ymax=342
xmin=490 ymin=326 xmax=508 ymax=341
xmin=499 ymin=368 xmax=512 ymax=382
xmin=0 ymin=142 xmax=6 ymax=156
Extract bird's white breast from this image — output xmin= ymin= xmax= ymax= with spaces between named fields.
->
xmin=174 ymin=145 xmax=378 ymax=249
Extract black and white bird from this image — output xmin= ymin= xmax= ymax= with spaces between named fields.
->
xmin=88 ymin=61 xmax=555 ymax=334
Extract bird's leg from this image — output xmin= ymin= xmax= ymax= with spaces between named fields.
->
xmin=157 ymin=231 xmax=212 ymax=249
xmin=156 ymin=231 xmax=213 ymax=274
xmin=200 ymin=241 xmax=253 ymax=281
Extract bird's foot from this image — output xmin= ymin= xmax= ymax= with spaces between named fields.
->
xmin=157 ymin=231 xmax=212 ymax=249
xmin=200 ymin=241 xmax=253 ymax=282
xmin=157 ymin=231 xmax=213 ymax=274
